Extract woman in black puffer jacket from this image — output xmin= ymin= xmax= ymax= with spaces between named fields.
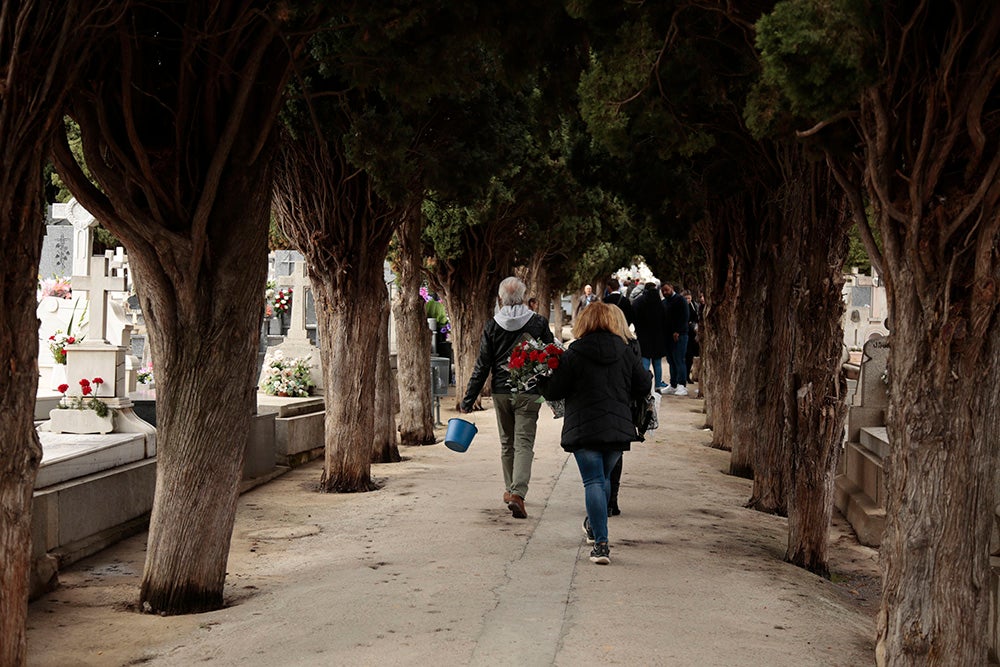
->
xmin=541 ymin=302 xmax=651 ymax=565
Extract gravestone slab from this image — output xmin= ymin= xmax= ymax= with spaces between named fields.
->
xmin=39 ymin=225 xmax=74 ymax=279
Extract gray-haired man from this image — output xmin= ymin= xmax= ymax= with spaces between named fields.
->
xmin=461 ymin=277 xmax=554 ymax=518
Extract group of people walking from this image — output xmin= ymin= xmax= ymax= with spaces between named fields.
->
xmin=462 ymin=275 xmax=696 ymax=566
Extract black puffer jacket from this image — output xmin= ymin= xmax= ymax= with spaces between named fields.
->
xmin=542 ymin=331 xmax=651 ymax=452
xmin=461 ymin=309 xmax=554 ymax=411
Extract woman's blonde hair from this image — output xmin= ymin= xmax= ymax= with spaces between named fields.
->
xmin=573 ymin=302 xmax=630 ymax=342
xmin=608 ymin=304 xmax=636 ymax=341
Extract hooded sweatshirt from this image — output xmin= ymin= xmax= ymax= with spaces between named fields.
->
xmin=542 ymin=330 xmax=651 ymax=451
xmin=461 ymin=304 xmax=554 ymax=411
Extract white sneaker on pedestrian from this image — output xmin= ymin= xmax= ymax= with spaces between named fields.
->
xmin=660 ymin=385 xmax=676 ymax=395
xmin=673 ymin=385 xmax=688 ymax=396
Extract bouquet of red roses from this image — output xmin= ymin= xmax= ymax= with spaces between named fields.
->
xmin=506 ymin=337 xmax=564 ymax=394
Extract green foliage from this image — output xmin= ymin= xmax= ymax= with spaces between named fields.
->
xmin=749 ymin=0 xmax=878 ymax=138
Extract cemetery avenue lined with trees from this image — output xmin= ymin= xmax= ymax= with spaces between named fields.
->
xmin=1 ymin=2 xmax=998 ymax=665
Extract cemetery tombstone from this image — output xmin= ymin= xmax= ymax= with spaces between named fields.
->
xmin=262 ymin=258 xmax=323 ymax=391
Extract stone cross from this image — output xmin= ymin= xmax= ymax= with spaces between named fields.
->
xmin=277 ymin=260 xmax=312 ymax=342
xmin=73 ymin=255 xmax=128 ymax=344
xmin=50 ymin=198 xmax=98 ymax=277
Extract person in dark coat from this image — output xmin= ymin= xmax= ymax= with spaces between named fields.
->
xmin=541 ymin=302 xmax=651 ymax=565
xmin=461 ymin=276 xmax=554 ymax=519
xmin=631 ymin=281 xmax=669 ymax=390
xmin=661 ymin=281 xmax=690 ymax=396
xmin=603 ymin=277 xmax=634 ymax=325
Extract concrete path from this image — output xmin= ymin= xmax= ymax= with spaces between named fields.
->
xmin=27 ymin=388 xmax=879 ymax=666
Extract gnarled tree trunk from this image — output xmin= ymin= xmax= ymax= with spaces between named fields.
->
xmin=53 ymin=4 xmax=315 ymax=614
xmin=393 ymin=210 xmax=435 ymax=446
xmin=372 ymin=283 xmax=401 ymax=463
xmin=273 ymin=131 xmax=398 ymax=492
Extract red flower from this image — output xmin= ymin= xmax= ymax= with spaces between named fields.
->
xmin=57 ymin=383 xmax=69 ymax=394
xmin=49 ymin=335 xmax=56 ymax=341
xmin=529 ymin=350 xmax=540 ymax=362
xmin=92 ymin=377 xmax=104 ymax=385
xmin=79 ymin=378 xmax=91 ymax=387
xmin=66 ymin=336 xmax=75 ymax=344
xmin=509 ymin=355 xmax=525 ymax=369
xmin=547 ymin=357 xmax=560 ymax=369
xmin=81 ymin=385 xmax=92 ymax=396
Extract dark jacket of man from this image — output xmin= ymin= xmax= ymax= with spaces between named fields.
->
xmin=631 ymin=284 xmax=668 ymax=358
xmin=542 ymin=330 xmax=650 ymax=452
xmin=604 ymin=291 xmax=634 ymax=325
xmin=663 ymin=292 xmax=690 ymax=336
xmin=461 ymin=306 xmax=554 ymax=411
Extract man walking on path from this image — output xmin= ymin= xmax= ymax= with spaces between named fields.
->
xmin=661 ymin=281 xmax=690 ymax=396
xmin=631 ymin=280 xmax=669 ymax=391
xmin=461 ymin=276 xmax=554 ymax=518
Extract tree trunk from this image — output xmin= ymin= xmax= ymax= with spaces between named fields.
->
xmin=443 ymin=278 xmax=495 ymax=411
xmin=727 ymin=259 xmax=764 ymax=479
xmin=1 ymin=3 xmax=107 ymax=659
xmin=783 ymin=162 xmax=850 ymax=576
xmin=52 ymin=4 xmax=316 ymax=615
xmin=372 ymin=284 xmax=401 ymax=463
xmin=393 ymin=212 xmax=435 ymax=446
xmin=699 ymin=203 xmax=740 ymax=449
xmin=136 ymin=180 xmax=270 ymax=614
xmin=0 ymin=169 xmax=45 ymax=667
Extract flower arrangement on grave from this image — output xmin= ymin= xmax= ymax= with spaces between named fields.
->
xmin=264 ymin=280 xmax=277 ymax=318
xmin=48 ymin=331 xmax=78 ymax=365
xmin=137 ymin=363 xmax=154 ymax=385
xmin=273 ymin=287 xmax=292 ymax=314
xmin=38 ymin=276 xmax=72 ymax=300
xmin=506 ymin=338 xmax=564 ymax=394
xmin=260 ymin=351 xmax=314 ymax=397
xmin=57 ymin=378 xmax=110 ymax=417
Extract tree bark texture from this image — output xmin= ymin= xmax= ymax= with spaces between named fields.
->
xmin=427 ymin=222 xmax=515 ymax=411
xmin=53 ymin=3 xmax=311 ymax=615
xmin=698 ymin=201 xmax=741 ymax=451
xmin=372 ymin=285 xmax=401 ymax=463
xmin=850 ymin=5 xmax=1000 ymax=663
xmin=392 ymin=211 xmax=435 ymax=446
xmin=272 ymin=131 xmax=399 ymax=493
xmin=781 ymin=159 xmax=850 ymax=577
xmin=0 ymin=1 xmax=110 ymax=658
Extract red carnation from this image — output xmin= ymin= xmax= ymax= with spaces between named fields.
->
xmin=57 ymin=383 xmax=69 ymax=394
xmin=547 ymin=357 xmax=560 ymax=369
xmin=49 ymin=335 xmax=56 ymax=341
xmin=93 ymin=377 xmax=104 ymax=385
xmin=79 ymin=378 xmax=90 ymax=387
xmin=66 ymin=336 xmax=75 ymax=344
xmin=81 ymin=385 xmax=92 ymax=396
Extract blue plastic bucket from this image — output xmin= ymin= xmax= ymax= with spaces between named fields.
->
xmin=445 ymin=418 xmax=478 ymax=452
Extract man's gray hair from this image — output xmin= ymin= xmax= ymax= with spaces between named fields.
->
xmin=498 ymin=276 xmax=527 ymax=306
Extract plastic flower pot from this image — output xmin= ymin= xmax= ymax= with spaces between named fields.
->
xmin=444 ymin=418 xmax=478 ymax=452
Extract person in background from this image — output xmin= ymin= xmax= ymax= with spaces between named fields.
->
xmin=603 ymin=277 xmax=634 ymax=325
xmin=528 ymin=296 xmax=539 ymax=313
xmin=682 ymin=290 xmax=700 ymax=382
xmin=631 ymin=280 xmax=669 ymax=391
xmin=460 ymin=277 xmax=554 ymax=519
xmin=540 ymin=302 xmax=650 ymax=565
xmin=661 ymin=281 xmax=690 ymax=396
xmin=576 ymin=283 xmax=598 ymax=318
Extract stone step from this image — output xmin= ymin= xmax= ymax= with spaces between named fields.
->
xmin=860 ymin=426 xmax=889 ymax=459
xmin=37 ymin=433 xmax=148 ymax=488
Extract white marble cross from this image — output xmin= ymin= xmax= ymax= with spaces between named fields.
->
xmin=277 ymin=261 xmax=312 ymax=342
xmin=73 ymin=256 xmax=128 ymax=343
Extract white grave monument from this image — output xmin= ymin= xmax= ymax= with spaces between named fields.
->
xmin=262 ymin=259 xmax=323 ymax=390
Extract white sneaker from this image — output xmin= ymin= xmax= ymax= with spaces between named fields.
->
xmin=660 ymin=385 xmax=675 ymax=395
xmin=673 ymin=385 xmax=688 ymax=396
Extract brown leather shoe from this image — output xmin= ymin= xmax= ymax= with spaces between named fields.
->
xmin=507 ymin=494 xmax=527 ymax=519
xmin=503 ymin=491 xmax=512 ymax=504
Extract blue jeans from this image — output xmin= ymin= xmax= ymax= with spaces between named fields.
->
xmin=667 ymin=334 xmax=688 ymax=386
xmin=573 ymin=449 xmax=623 ymax=545
xmin=641 ymin=357 xmax=665 ymax=387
